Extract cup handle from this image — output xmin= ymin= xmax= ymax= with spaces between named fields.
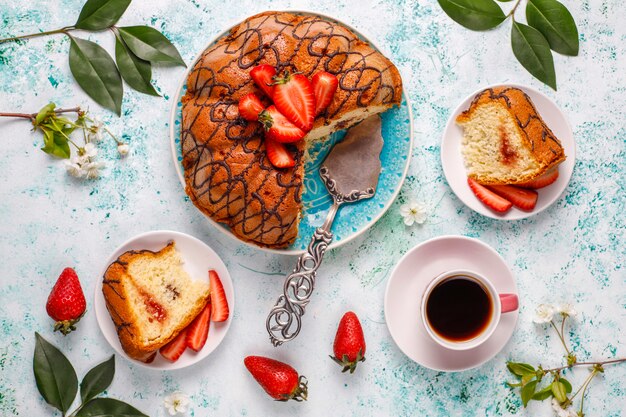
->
xmin=500 ymin=293 xmax=519 ymax=313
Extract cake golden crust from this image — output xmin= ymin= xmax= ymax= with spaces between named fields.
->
xmin=456 ymin=86 xmax=566 ymax=185
xmin=102 ymin=242 xmax=210 ymax=362
xmin=181 ymin=11 xmax=403 ymax=248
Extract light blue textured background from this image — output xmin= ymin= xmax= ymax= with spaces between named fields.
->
xmin=1 ymin=1 xmax=625 ymax=416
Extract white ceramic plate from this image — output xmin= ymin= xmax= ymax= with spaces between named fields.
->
xmin=94 ymin=230 xmax=234 ymax=370
xmin=384 ymin=235 xmax=518 ymax=372
xmin=441 ymin=84 xmax=576 ymax=220
xmin=169 ymin=10 xmax=413 ymax=255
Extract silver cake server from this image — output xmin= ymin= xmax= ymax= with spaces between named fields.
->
xmin=266 ymin=115 xmax=384 ymax=346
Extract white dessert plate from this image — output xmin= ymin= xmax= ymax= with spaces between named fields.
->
xmin=441 ymin=84 xmax=576 ymax=220
xmin=169 ymin=10 xmax=413 ymax=255
xmin=384 ymin=235 xmax=518 ymax=372
xmin=94 ymin=230 xmax=234 ymax=370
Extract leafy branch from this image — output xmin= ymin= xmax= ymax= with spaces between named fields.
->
xmin=437 ymin=0 xmax=579 ymax=90
xmin=0 ymin=0 xmax=185 ymax=115
xmin=506 ymin=304 xmax=626 ymax=416
xmin=34 ymin=333 xmax=147 ymax=417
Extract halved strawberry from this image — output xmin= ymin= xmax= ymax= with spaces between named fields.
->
xmin=186 ymin=302 xmax=211 ymax=352
xmin=486 ymin=184 xmax=538 ymax=211
xmin=238 ymin=93 xmax=264 ymax=121
xmin=312 ymin=71 xmax=338 ymax=115
xmin=265 ymin=138 xmax=295 ymax=169
xmin=271 ymin=71 xmax=316 ymax=131
xmin=160 ymin=328 xmax=188 ymax=362
xmin=467 ymin=177 xmax=513 ymax=213
xmin=517 ymin=169 xmax=559 ymax=189
xmin=259 ymin=105 xmax=305 ymax=143
xmin=250 ymin=64 xmax=276 ymax=98
xmin=209 ymin=270 xmax=229 ymax=322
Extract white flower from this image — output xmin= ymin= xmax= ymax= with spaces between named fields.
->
xmin=164 ymin=392 xmax=190 ymax=416
xmin=82 ymin=142 xmax=98 ymax=158
xmin=399 ymin=200 xmax=428 ymax=226
xmin=83 ymin=160 xmax=105 ymax=179
xmin=558 ymin=303 xmax=577 ymax=318
xmin=117 ymin=143 xmax=130 ymax=156
xmin=533 ymin=304 xmax=556 ymax=324
xmin=88 ymin=117 xmax=104 ymax=142
xmin=64 ymin=159 xmax=85 ymax=178
xmin=551 ymin=398 xmax=577 ymax=417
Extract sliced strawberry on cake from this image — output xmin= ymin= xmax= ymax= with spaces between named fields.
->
xmin=271 ymin=71 xmax=316 ymax=131
xmin=250 ymin=64 xmax=276 ymax=98
xmin=312 ymin=71 xmax=338 ymax=115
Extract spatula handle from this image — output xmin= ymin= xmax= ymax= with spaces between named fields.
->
xmin=266 ymin=226 xmax=333 ymax=346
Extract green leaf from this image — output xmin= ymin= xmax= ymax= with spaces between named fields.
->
xmin=75 ymin=0 xmax=132 ymax=31
xmin=551 ymin=380 xmax=568 ymax=403
xmin=80 ymin=355 xmax=115 ymax=403
xmin=560 ymin=377 xmax=573 ymax=393
xmin=69 ymin=36 xmax=123 ymax=115
xmin=521 ymin=380 xmax=538 ymax=407
xmin=507 ymin=362 xmax=536 ymax=377
xmin=532 ymin=385 xmax=554 ymax=401
xmin=75 ymin=398 xmax=148 ymax=417
xmin=33 ymin=332 xmax=78 ymax=413
xmin=511 ymin=21 xmax=557 ymax=90
xmin=114 ymin=35 xmax=159 ymax=96
xmin=35 ymin=103 xmax=56 ymax=124
xmin=118 ymin=26 xmax=185 ymax=66
xmin=41 ymin=128 xmax=71 ymax=158
xmin=526 ymin=0 xmax=579 ymax=55
xmin=437 ymin=0 xmax=506 ymax=31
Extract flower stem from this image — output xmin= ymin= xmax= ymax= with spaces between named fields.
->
xmin=0 ymin=107 xmax=82 ymax=121
xmin=0 ymin=26 xmax=74 ymax=43
xmin=550 ymin=319 xmax=572 ymax=356
xmin=506 ymin=0 xmax=522 ymax=18
xmin=543 ymin=358 xmax=626 ymax=373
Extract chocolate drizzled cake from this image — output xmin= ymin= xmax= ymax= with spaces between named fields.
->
xmin=182 ymin=11 xmax=403 ymax=248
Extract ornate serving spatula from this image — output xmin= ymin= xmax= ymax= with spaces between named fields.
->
xmin=266 ymin=115 xmax=384 ymax=346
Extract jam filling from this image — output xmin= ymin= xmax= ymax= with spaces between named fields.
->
xmin=499 ymin=125 xmax=518 ymax=165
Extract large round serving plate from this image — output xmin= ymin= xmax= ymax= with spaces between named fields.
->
xmin=170 ymin=10 xmax=413 ymax=255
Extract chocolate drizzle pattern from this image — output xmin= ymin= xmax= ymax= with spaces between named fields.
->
xmin=181 ymin=11 xmax=402 ymax=248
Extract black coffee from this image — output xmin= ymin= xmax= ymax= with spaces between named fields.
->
xmin=425 ymin=276 xmax=493 ymax=342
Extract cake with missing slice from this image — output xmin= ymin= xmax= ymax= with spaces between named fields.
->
xmin=456 ymin=86 xmax=566 ymax=185
xmin=181 ymin=11 xmax=403 ymax=248
xmin=102 ymin=242 xmax=210 ymax=362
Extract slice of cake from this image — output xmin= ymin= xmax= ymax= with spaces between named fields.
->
xmin=456 ymin=87 xmax=566 ymax=185
xmin=102 ymin=242 xmax=210 ymax=362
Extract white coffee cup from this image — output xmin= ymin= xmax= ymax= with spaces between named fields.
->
xmin=421 ymin=269 xmax=519 ymax=351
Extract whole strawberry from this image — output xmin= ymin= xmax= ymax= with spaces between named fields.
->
xmin=331 ymin=311 xmax=366 ymax=373
xmin=244 ymin=356 xmax=308 ymax=401
xmin=46 ymin=267 xmax=86 ymax=335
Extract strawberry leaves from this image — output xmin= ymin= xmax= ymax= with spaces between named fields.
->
xmin=437 ymin=0 xmax=579 ymax=90
xmin=33 ymin=334 xmax=146 ymax=416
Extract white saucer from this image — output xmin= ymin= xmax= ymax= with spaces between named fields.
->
xmin=441 ymin=84 xmax=576 ymax=220
xmin=94 ymin=230 xmax=234 ymax=370
xmin=384 ymin=235 xmax=518 ymax=372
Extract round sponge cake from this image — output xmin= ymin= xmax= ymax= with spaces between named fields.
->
xmin=181 ymin=11 xmax=402 ymax=248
